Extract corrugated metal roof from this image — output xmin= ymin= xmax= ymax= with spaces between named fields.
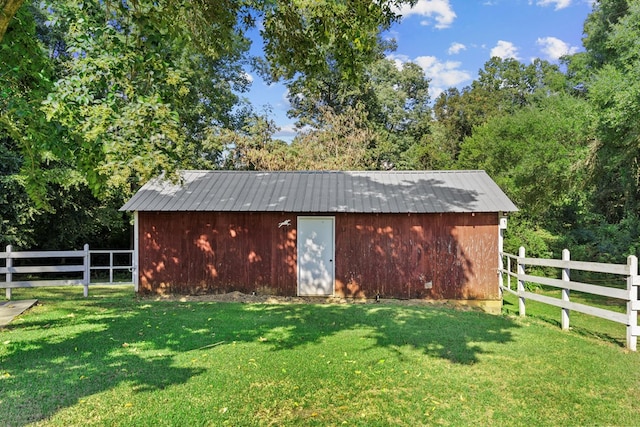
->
xmin=120 ymin=170 xmax=518 ymax=213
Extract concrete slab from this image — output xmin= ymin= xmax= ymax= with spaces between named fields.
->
xmin=0 ymin=299 xmax=38 ymax=327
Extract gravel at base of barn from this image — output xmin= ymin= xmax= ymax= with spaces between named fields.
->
xmin=140 ymin=290 xmax=483 ymax=311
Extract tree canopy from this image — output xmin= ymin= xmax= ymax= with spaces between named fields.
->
xmin=1 ymin=0 xmax=639 ymax=263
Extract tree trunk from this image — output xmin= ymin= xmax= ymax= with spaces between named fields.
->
xmin=0 ymin=0 xmax=24 ymax=43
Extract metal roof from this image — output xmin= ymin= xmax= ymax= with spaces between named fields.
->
xmin=120 ymin=170 xmax=518 ymax=213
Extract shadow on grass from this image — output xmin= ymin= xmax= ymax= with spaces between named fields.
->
xmin=234 ymin=303 xmax=516 ymax=363
xmin=0 ymin=287 xmax=518 ymax=425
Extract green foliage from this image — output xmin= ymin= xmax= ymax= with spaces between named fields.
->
xmin=472 ymin=57 xmax=565 ymax=115
xmin=260 ymin=0 xmax=404 ymax=85
xmin=582 ymin=0 xmax=629 ymax=68
xmin=5 ymin=0 xmax=416 ymax=192
xmin=0 ymin=134 xmax=129 ymax=250
xmin=406 ymin=121 xmax=459 ymax=170
xmin=365 ymin=59 xmax=432 ymax=169
xmin=553 ymin=202 xmax=640 ymax=263
xmin=0 ymin=4 xmax=60 ymax=205
xmin=222 ymin=112 xmax=289 ymax=170
xmin=503 ymin=213 xmax=557 ymax=259
xmin=0 ymin=138 xmax=39 ymax=248
xmin=40 ymin=0 xmax=251 ymax=195
xmin=431 ymin=58 xmax=569 ymax=170
xmin=586 ymin=1 xmax=640 ymax=224
xmin=282 ymin=57 xmax=432 ymax=170
xmin=432 ymin=88 xmax=474 ymax=155
xmin=0 ymin=4 xmax=125 ymax=250
xmin=457 ymin=93 xmax=593 ymax=218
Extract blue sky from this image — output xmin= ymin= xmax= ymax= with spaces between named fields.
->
xmin=244 ymin=0 xmax=594 ymax=140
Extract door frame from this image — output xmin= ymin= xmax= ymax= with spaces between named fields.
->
xmin=297 ymin=216 xmax=335 ymax=296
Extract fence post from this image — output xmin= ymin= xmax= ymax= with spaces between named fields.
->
xmin=109 ymin=251 xmax=114 ymax=284
xmin=507 ymin=256 xmax=511 ymax=290
xmin=133 ymin=211 xmax=139 ymax=292
xmin=627 ymin=255 xmax=638 ymax=351
xmin=562 ymin=249 xmax=571 ymax=330
xmin=5 ymin=245 xmax=12 ymax=300
xmin=83 ymin=244 xmax=90 ymax=297
xmin=498 ymin=253 xmax=504 ymax=297
xmin=498 ymin=216 xmax=506 ymax=295
xmin=518 ymin=246 xmax=526 ymax=317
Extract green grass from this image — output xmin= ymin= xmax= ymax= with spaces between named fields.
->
xmin=502 ymin=285 xmax=631 ymax=346
xmin=1 ymin=286 xmax=639 ymax=426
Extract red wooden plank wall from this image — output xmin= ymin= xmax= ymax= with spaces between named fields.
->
xmin=334 ymin=212 xmax=499 ymax=300
xmin=138 ymin=211 xmax=499 ymax=300
xmin=138 ymin=212 xmax=297 ymax=295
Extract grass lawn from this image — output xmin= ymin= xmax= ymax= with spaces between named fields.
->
xmin=1 ymin=286 xmax=639 ymax=426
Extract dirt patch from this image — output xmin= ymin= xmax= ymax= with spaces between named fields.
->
xmin=145 ymin=291 xmax=369 ymax=304
xmin=141 ymin=291 xmax=483 ymax=310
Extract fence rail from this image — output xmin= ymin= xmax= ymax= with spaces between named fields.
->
xmin=500 ymin=247 xmax=639 ymax=351
xmin=0 ymin=244 xmax=134 ymax=299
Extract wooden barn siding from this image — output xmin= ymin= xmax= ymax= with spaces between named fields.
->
xmin=334 ymin=212 xmax=499 ymax=300
xmin=138 ymin=211 xmax=499 ymax=300
xmin=138 ymin=212 xmax=297 ymax=294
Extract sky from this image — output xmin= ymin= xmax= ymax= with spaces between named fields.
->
xmin=244 ymin=0 xmax=595 ymax=141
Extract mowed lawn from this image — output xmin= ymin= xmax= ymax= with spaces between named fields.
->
xmin=1 ymin=287 xmax=639 ymax=426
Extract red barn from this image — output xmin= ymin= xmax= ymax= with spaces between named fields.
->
xmin=121 ymin=170 xmax=517 ymax=311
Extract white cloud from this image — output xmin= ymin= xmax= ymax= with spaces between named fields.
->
xmin=243 ymin=72 xmax=254 ymax=83
xmin=490 ymin=40 xmax=520 ymax=59
xmin=448 ymin=42 xmax=466 ymax=55
xmin=535 ymin=0 xmax=572 ymax=10
xmin=395 ymin=0 xmax=457 ymax=29
xmin=536 ymin=36 xmax=579 ymax=59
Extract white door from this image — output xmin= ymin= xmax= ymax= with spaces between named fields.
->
xmin=297 ymin=217 xmax=335 ymax=296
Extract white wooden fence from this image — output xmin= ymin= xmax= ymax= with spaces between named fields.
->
xmin=0 ymin=245 xmax=134 ymax=300
xmin=500 ymin=247 xmax=639 ymax=351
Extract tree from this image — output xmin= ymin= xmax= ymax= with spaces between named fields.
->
xmin=229 ymin=104 xmax=377 ymax=171
xmin=290 ymin=104 xmax=377 ymax=170
xmin=588 ymin=63 xmax=640 ymax=223
xmin=260 ymin=0 xmax=406 ymax=89
xmin=0 ymin=4 xmax=132 ymax=249
xmin=0 ymin=0 xmax=23 ymax=42
xmin=430 ymin=87 xmax=476 ymax=167
xmin=0 ymin=136 xmax=38 ymax=248
xmin=541 ymin=0 xmax=640 ymax=262
xmin=430 ymin=57 xmax=568 ymax=169
xmin=582 ymin=0 xmax=629 ymax=69
xmin=583 ymin=0 xmax=640 ymax=224
xmin=0 ymin=3 xmax=68 ymax=206
xmin=407 ymin=121 xmax=458 ymax=170
xmin=223 ymin=112 xmax=287 ymax=171
xmin=457 ymin=93 xmax=593 ymax=218
xmin=3 ymin=0 xmax=416 ymax=195
xmin=284 ymin=57 xmax=432 ymax=170
xmin=37 ymin=0 xmax=252 ymax=196
xmin=471 ymin=57 xmax=566 ymax=115
xmin=456 ymin=93 xmax=594 ymax=257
